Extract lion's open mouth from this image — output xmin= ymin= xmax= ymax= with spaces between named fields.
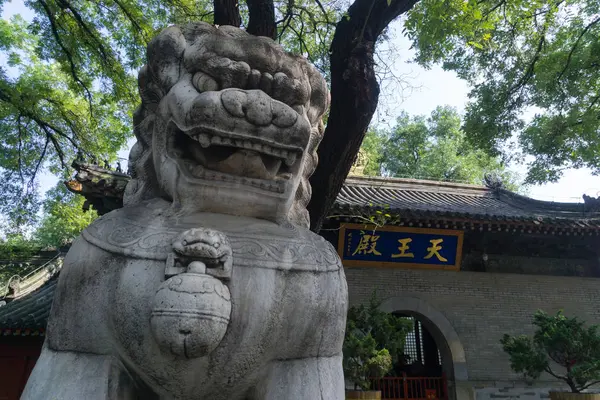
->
xmin=168 ymin=126 xmax=300 ymax=193
xmin=166 ymin=81 xmax=309 ymax=194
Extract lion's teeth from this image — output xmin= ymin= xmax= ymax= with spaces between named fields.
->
xmin=259 ymin=72 xmax=273 ymax=95
xmin=198 ymin=134 xmax=211 ymax=148
xmin=285 ymin=152 xmax=297 ymax=167
xmin=192 ymin=165 xmax=204 ymax=177
xmin=248 ymin=69 xmax=261 ymax=89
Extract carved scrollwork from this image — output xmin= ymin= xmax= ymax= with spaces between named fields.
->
xmin=82 ymin=204 xmax=341 ymax=272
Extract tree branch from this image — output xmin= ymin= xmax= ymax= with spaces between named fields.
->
xmin=43 ymin=125 xmax=67 ymax=168
xmin=308 ymin=0 xmax=419 ymax=232
xmin=482 ymin=0 xmax=506 ymax=18
xmin=29 ymin=138 xmax=49 ymax=188
xmin=111 ymin=0 xmax=151 ymax=44
xmin=42 ymin=98 xmax=81 ymax=140
xmin=557 ymin=16 xmax=600 ymax=82
xmin=581 ymin=380 xmax=600 ymax=390
xmin=544 ymin=365 xmax=568 ymax=382
xmin=0 ymin=85 xmax=81 ymax=161
xmin=312 ymin=0 xmax=331 ymax=26
xmin=276 ymin=0 xmax=295 ymax=39
xmin=585 ymin=93 xmax=600 ymax=115
xmin=510 ymin=31 xmax=545 ymax=95
xmin=37 ymin=0 xmax=94 ymax=113
xmin=16 ymin=115 xmax=24 ymax=183
xmin=289 ymin=24 xmax=312 ymax=59
xmin=60 ymin=0 xmax=112 ymax=64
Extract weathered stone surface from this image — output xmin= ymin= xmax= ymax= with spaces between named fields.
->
xmin=22 ymin=21 xmax=345 ymax=400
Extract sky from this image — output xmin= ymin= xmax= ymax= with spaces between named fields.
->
xmin=1 ymin=0 xmax=599 ymax=204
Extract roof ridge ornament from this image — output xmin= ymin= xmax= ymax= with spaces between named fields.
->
xmin=484 ymin=172 xmax=505 ymax=190
xmin=583 ymin=194 xmax=600 ymax=212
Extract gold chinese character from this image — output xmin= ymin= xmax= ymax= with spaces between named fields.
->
xmin=392 ymin=238 xmax=414 ymax=258
xmin=352 ymin=234 xmax=382 ymax=256
xmin=424 ymin=239 xmax=448 ymax=262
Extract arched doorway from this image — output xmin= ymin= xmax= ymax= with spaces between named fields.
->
xmin=372 ymin=297 xmax=468 ymax=400
xmin=393 ymin=312 xmax=443 ymax=378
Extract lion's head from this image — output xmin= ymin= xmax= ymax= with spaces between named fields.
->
xmin=123 ymin=23 xmax=329 ymax=227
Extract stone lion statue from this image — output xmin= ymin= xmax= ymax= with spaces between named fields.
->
xmin=22 ymin=22 xmax=348 ymax=400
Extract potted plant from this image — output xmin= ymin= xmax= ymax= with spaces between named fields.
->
xmin=501 ymin=310 xmax=600 ymax=400
xmin=344 ymin=293 xmax=413 ymax=399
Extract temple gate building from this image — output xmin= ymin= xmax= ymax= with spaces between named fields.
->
xmin=321 ymin=176 xmax=600 ymax=400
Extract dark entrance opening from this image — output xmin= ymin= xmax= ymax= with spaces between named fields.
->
xmin=395 ymin=313 xmax=442 ymax=377
xmin=370 ymin=313 xmax=449 ymax=400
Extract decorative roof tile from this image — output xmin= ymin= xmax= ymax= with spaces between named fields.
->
xmin=65 ymin=161 xmax=130 ymax=215
xmin=333 ymin=176 xmax=600 ymax=229
xmin=0 ymin=257 xmax=61 ymax=334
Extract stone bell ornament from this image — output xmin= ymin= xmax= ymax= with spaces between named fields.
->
xmin=22 ymin=22 xmax=347 ymax=400
xmin=150 ymin=229 xmax=233 ymax=359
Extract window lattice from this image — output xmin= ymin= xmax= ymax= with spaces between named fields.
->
xmin=401 ymin=316 xmax=419 ymax=364
xmin=399 ymin=316 xmax=442 ymax=366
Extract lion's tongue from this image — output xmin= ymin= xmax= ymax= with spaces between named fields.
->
xmin=206 ymin=149 xmax=279 ymax=179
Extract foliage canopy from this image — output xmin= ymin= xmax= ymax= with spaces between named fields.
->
xmin=357 ymin=106 xmax=521 ymax=191
xmin=404 ymin=0 xmax=600 ymax=184
xmin=34 ymin=183 xmax=98 ymax=248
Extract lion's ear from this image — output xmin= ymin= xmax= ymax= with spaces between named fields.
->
xmin=147 ymin=26 xmax=187 ymax=94
xmin=306 ymin=64 xmax=329 ymax=125
xmin=138 ymin=66 xmax=164 ymax=113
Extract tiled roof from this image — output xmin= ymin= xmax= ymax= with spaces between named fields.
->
xmin=0 ymin=257 xmax=62 ymax=336
xmin=333 ymin=176 xmax=600 ymax=229
xmin=67 ymin=162 xmax=600 ymax=229
xmin=65 ymin=161 xmax=130 ymax=215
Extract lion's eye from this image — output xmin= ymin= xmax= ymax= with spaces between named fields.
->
xmin=214 ymin=243 xmax=220 ymax=248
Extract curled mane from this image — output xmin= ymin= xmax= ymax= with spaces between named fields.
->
xmin=123 ymin=23 xmax=329 ymax=229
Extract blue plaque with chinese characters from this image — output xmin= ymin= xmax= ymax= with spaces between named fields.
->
xmin=338 ymin=224 xmax=464 ymax=270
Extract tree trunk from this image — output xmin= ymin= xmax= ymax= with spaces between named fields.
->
xmin=246 ymin=0 xmax=276 ymax=39
xmin=213 ymin=0 xmax=241 ymax=27
xmin=566 ymin=378 xmax=580 ymax=393
xmin=308 ymin=0 xmax=419 ymax=232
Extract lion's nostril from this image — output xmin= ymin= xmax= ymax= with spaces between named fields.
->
xmin=179 ymin=329 xmax=191 ymax=335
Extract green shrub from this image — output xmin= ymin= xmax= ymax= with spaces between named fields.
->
xmin=343 ymin=292 xmax=413 ymax=390
xmin=501 ymin=310 xmax=600 ymax=393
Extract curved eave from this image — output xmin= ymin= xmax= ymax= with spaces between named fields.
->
xmin=329 ymin=203 xmax=600 ymax=233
